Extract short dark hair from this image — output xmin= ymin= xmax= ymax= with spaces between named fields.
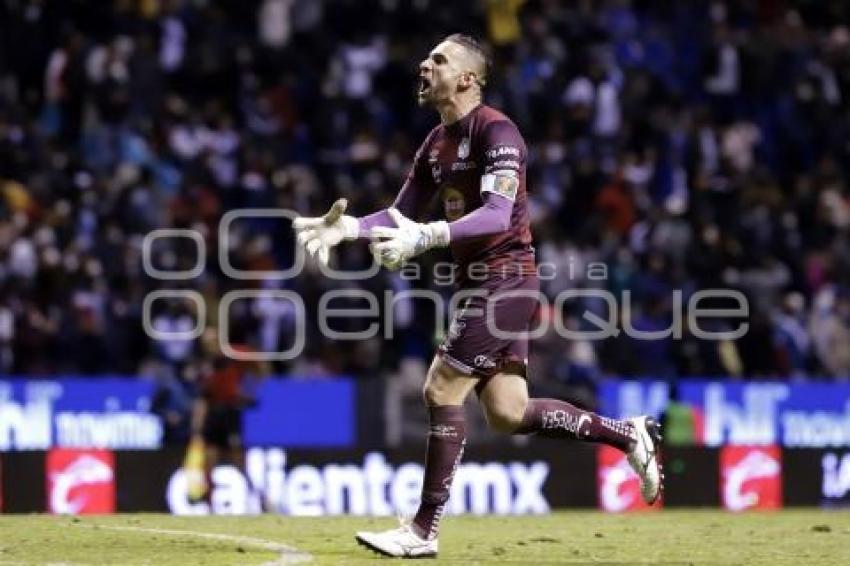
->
xmin=444 ymin=33 xmax=492 ymax=87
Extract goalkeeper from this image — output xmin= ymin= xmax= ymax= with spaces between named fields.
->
xmin=293 ymin=34 xmax=662 ymax=559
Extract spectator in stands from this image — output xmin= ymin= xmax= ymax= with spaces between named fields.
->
xmin=0 ymin=0 xmax=848 ymax=384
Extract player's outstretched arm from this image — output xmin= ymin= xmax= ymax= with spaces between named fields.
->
xmin=294 ymin=146 xmax=434 ymax=267
xmin=356 ymin=157 xmax=434 ymax=237
xmin=292 ymin=198 xmax=359 ymax=265
xmin=445 ymin=189 xmax=512 ymax=240
xmin=369 ymin=190 xmax=512 ymax=270
xmin=370 ymin=209 xmax=450 ymax=271
xmin=369 ymin=190 xmax=513 ymax=270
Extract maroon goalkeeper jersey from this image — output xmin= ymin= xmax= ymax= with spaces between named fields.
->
xmin=393 ymin=104 xmax=534 ymax=283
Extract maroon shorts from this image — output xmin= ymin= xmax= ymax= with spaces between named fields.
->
xmin=438 ymin=274 xmax=540 ymax=379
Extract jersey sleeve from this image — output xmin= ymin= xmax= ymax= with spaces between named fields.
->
xmin=392 ymin=130 xmax=437 ymax=220
xmin=447 ymin=190 xmax=513 ymax=241
xmin=480 ymin=120 xmax=526 ymax=202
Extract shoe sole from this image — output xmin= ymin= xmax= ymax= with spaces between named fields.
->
xmin=642 ymin=416 xmax=664 ymax=505
xmin=355 ymin=535 xmax=437 ymax=559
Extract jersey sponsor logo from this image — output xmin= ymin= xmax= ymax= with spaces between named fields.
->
xmin=486 ymin=145 xmax=520 ymax=159
xmin=485 ymin=159 xmax=521 ymax=172
xmin=451 ymin=161 xmax=477 ymax=171
xmin=458 ymin=137 xmax=471 ymax=159
xmin=720 ymin=445 xmax=782 ymax=511
xmin=441 ymin=187 xmax=466 ymax=221
xmin=47 ymin=449 xmax=116 ymax=515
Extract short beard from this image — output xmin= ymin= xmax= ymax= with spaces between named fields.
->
xmin=417 ymin=90 xmax=437 ymax=107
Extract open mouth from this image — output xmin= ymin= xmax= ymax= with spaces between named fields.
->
xmin=418 ymin=77 xmax=431 ymax=94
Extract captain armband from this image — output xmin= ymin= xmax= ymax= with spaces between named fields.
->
xmin=480 ymin=170 xmax=519 ymax=202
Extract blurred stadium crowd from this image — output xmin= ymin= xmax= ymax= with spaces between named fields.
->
xmin=1 ymin=0 xmax=850 ymax=393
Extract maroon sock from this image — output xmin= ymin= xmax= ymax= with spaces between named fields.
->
xmin=412 ymin=405 xmax=466 ymax=540
xmin=515 ymin=398 xmax=635 ymax=452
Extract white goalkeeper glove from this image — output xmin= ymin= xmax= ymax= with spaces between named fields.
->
xmin=369 ymin=208 xmax=450 ymax=271
xmin=292 ymin=198 xmax=360 ymax=265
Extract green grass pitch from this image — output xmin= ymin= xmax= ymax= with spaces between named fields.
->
xmin=0 ymin=510 xmax=847 ymax=564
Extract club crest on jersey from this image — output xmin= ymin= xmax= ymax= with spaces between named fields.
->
xmin=431 ymin=164 xmax=442 ymax=184
xmin=458 ymin=137 xmax=471 ymax=159
xmin=429 ymin=148 xmax=440 ymax=163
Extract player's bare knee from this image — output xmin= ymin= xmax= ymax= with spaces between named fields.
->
xmin=423 ymin=360 xmax=472 ymax=406
xmin=422 ymin=380 xmax=443 ymax=406
xmin=423 ymin=381 xmax=458 ymax=406
xmin=422 ymin=365 xmax=448 ymax=405
xmin=484 ymin=397 xmax=527 ymax=433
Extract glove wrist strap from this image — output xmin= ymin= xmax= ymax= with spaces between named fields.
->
xmin=340 ymin=215 xmax=360 ymax=240
xmin=427 ymin=221 xmax=451 ymax=248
